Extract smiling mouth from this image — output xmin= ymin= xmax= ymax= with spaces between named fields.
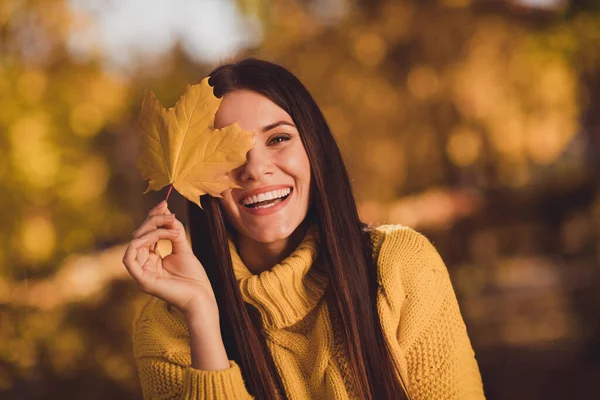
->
xmin=242 ymin=189 xmax=293 ymax=209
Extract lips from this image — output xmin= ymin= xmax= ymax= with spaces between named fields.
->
xmin=241 ymin=188 xmax=292 ymax=207
xmin=237 ymin=185 xmax=294 ymax=216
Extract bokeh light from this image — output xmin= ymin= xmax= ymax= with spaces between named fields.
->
xmin=2 ymin=0 xmax=600 ymax=398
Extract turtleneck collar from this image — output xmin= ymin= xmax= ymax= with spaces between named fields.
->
xmin=227 ymin=224 xmax=329 ymax=330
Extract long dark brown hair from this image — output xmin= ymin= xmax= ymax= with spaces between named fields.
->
xmin=186 ymin=58 xmax=407 ymax=400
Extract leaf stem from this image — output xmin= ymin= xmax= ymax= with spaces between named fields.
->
xmin=165 ymin=184 xmax=174 ymax=202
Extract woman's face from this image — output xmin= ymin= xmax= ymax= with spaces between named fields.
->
xmin=215 ymin=89 xmax=311 ymax=244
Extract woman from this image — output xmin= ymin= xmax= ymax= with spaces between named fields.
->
xmin=123 ymin=58 xmax=485 ymax=400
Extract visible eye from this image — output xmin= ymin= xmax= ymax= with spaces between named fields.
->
xmin=268 ymin=134 xmax=291 ymax=146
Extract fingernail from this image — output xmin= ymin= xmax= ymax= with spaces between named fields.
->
xmin=166 ymin=214 xmax=175 ymax=218
xmin=169 ymin=229 xmax=179 ymax=234
xmin=160 ymin=200 xmax=167 ymax=207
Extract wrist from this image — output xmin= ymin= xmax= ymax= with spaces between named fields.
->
xmin=184 ymin=302 xmax=220 ymax=331
xmin=184 ymin=305 xmax=230 ymax=371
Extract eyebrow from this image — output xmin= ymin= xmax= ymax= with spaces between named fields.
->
xmin=260 ymin=120 xmax=296 ymax=133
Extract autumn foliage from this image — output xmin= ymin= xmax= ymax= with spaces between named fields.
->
xmin=1 ymin=0 xmax=600 ymax=399
xmin=137 ymin=78 xmax=253 ymax=207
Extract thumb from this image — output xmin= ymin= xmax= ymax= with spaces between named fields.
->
xmin=161 ymin=207 xmax=193 ymax=255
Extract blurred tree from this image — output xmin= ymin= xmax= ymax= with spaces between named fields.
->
xmin=245 ymin=0 xmax=600 ymax=202
xmin=1 ymin=0 xmax=600 ymax=398
xmin=0 ymin=1 xmax=142 ymax=397
xmin=0 ymin=0 xmax=133 ymax=280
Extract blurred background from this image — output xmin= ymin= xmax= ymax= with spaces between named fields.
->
xmin=1 ymin=0 xmax=600 ymax=398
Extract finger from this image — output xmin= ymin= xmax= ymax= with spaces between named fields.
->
xmin=166 ymin=221 xmax=190 ymax=255
xmin=150 ymin=205 xmax=173 ymax=252
xmin=132 ymin=201 xmax=169 ymax=238
xmin=154 ymin=211 xmax=189 ymax=255
xmin=137 ymin=205 xmax=174 ymax=252
xmin=145 ymin=252 xmax=170 ymax=278
xmin=136 ymin=228 xmax=179 ymax=248
xmin=124 ymin=247 xmax=158 ymax=295
xmin=128 ymin=229 xmax=179 ymax=261
xmin=137 ymin=245 xmax=150 ymax=267
xmin=146 ymin=251 xmax=161 ymax=267
xmin=150 ymin=206 xmax=188 ymax=254
xmin=154 ymin=209 xmax=184 ymax=233
xmin=122 ymin=242 xmax=144 ymax=283
xmin=133 ymin=214 xmax=177 ymax=239
xmin=123 ymin=230 xmax=177 ymax=286
xmin=148 ymin=200 xmax=168 ymax=217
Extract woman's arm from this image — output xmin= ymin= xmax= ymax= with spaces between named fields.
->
xmin=399 ymin=232 xmax=485 ymax=399
xmin=124 ymin=201 xmax=253 ymax=399
xmin=374 ymin=225 xmax=485 ymax=400
xmin=133 ymin=298 xmax=254 ymax=400
xmin=185 ymin=307 xmax=230 ymax=371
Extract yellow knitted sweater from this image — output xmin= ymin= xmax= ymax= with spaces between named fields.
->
xmin=132 ymin=225 xmax=485 ymax=399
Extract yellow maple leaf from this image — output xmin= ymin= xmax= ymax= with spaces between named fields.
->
xmin=137 ymin=78 xmax=253 ymax=208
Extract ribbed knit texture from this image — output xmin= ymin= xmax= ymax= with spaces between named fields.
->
xmin=133 ymin=225 xmax=485 ymax=399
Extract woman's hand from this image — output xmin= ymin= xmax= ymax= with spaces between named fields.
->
xmin=123 ymin=200 xmax=218 ymax=319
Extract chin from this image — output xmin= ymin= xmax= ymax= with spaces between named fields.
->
xmin=243 ymin=222 xmax=297 ymax=244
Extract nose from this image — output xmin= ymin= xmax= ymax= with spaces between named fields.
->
xmin=237 ymin=146 xmax=273 ymax=182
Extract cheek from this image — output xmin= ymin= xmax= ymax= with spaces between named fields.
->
xmin=217 ymin=191 xmax=238 ymax=219
xmin=300 ymin=153 xmax=311 ymax=183
xmin=296 ymin=149 xmax=311 ymax=188
xmin=281 ymin=144 xmax=310 ymax=177
xmin=280 ymin=146 xmax=311 ymax=200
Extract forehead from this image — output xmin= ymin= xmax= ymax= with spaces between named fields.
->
xmin=214 ymin=89 xmax=293 ymax=132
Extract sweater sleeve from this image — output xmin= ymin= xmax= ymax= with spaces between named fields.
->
xmin=132 ymin=297 xmax=254 ymax=400
xmin=375 ymin=226 xmax=485 ymax=400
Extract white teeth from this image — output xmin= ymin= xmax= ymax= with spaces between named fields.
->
xmin=242 ymin=188 xmax=291 ymax=206
xmin=256 ymin=202 xmax=277 ymax=209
